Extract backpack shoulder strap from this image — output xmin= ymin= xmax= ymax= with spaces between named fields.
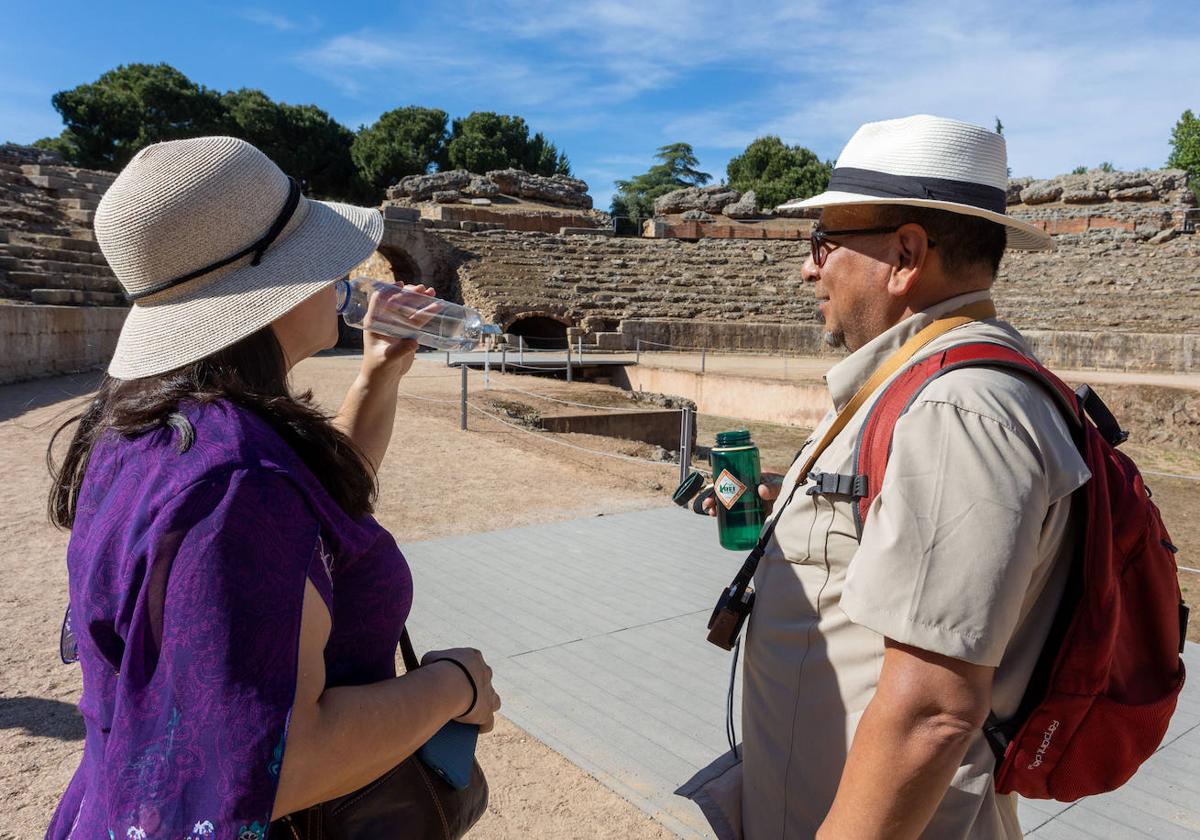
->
xmin=852 ymin=341 xmax=1082 ymax=535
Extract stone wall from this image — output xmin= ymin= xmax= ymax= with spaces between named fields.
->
xmin=0 ymin=303 xmax=125 ymax=384
xmin=439 ymin=229 xmax=810 ymax=333
xmin=410 ymin=224 xmax=1200 ymax=341
xmin=2 ymin=148 xmax=1198 ymax=380
xmin=0 ymin=145 xmax=123 ymax=306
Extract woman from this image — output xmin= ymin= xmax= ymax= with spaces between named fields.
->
xmin=45 ymin=136 xmax=500 ymax=839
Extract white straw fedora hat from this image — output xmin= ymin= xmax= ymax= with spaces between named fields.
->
xmin=96 ymin=136 xmax=384 ymax=379
xmin=778 ymin=114 xmax=1052 ymax=251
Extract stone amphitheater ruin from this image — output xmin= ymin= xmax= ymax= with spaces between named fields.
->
xmin=2 ymin=142 xmax=1199 ymax=389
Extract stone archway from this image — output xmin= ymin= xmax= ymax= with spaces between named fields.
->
xmin=505 ymin=311 xmax=571 ymax=350
xmin=356 ymin=246 xmax=423 ymax=285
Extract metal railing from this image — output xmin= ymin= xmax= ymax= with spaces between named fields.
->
xmin=1183 ymin=209 xmax=1199 ymax=234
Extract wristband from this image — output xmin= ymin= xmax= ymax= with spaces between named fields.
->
xmin=428 ymin=657 xmax=478 ymax=718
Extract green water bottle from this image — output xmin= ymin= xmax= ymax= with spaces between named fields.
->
xmin=710 ymin=430 xmax=764 ymax=550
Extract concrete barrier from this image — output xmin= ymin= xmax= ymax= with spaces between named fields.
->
xmin=0 ymin=304 xmax=126 ymax=384
xmin=539 ymin=408 xmax=684 ymax=450
xmin=615 ymin=366 xmax=831 ymax=428
xmin=616 ymin=319 xmax=1200 ymax=373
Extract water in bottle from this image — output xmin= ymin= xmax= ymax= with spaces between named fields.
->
xmin=710 ymin=429 xmax=765 ymax=550
xmin=336 ymin=276 xmax=500 ymax=351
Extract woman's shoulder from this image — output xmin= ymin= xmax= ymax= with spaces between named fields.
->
xmin=90 ymin=398 xmax=307 ymax=494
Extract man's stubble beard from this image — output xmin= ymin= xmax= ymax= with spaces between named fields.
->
xmin=823 ymin=329 xmax=846 ymax=350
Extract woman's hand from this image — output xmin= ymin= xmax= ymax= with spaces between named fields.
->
xmin=359 ymin=284 xmax=437 ymax=382
xmin=422 ymin=647 xmax=502 ymax=733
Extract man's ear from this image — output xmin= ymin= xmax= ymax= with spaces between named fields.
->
xmin=887 ymin=223 xmax=931 ymax=297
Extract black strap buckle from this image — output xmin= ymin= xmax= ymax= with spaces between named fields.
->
xmin=805 ymin=471 xmax=869 ymax=498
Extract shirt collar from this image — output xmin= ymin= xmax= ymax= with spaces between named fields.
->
xmin=824 ymin=289 xmax=995 ymax=410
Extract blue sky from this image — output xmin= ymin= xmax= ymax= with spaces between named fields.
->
xmin=3 ymin=0 xmax=1198 ymax=209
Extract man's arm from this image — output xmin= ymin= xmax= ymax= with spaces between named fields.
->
xmin=817 ymin=640 xmax=994 ymax=840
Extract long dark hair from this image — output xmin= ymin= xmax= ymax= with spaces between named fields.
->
xmin=47 ymin=325 xmax=376 ymax=528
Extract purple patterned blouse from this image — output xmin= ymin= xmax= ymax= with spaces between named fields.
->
xmin=46 ymin=400 xmax=413 ymax=840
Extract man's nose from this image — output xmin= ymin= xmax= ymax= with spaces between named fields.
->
xmin=801 ymin=253 xmax=820 ymax=284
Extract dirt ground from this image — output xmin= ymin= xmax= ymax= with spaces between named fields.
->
xmin=2 ymin=352 xmax=1197 ymax=837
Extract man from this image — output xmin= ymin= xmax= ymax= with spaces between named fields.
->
xmin=706 ymin=115 xmax=1090 ymax=838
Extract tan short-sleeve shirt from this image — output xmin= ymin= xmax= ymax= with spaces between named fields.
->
xmin=740 ymin=291 xmax=1091 ymax=839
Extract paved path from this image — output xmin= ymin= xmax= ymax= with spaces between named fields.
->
xmin=403 ymin=507 xmax=1200 ymax=838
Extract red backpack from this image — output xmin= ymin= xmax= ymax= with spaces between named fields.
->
xmin=854 ymin=342 xmax=1188 ymax=801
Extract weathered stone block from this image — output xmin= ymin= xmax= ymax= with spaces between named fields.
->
xmin=723 ymin=191 xmax=759 ymax=219
xmin=1112 ymin=185 xmax=1158 ymax=202
xmin=485 ymin=169 xmax=592 ymax=208
xmin=1019 ymin=182 xmax=1063 ymax=205
xmin=655 ymin=184 xmax=741 ymax=215
xmin=560 ymin=227 xmax=613 ymax=236
xmin=382 ymin=204 xmax=421 ymax=222
xmin=432 ymin=190 xmax=461 ymax=204
xmin=1007 ymin=178 xmax=1033 ymax=205
xmin=388 ymin=170 xmax=472 ymax=201
xmin=30 ymin=288 xmax=84 ymax=305
xmin=463 ymin=176 xmax=500 ymax=198
xmin=1061 ymin=189 xmax=1108 ymax=204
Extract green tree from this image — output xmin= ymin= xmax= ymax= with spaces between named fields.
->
xmin=1168 ymin=109 xmax=1200 ymax=200
xmin=611 ymin=143 xmax=711 ymax=218
xmin=37 ymin=63 xmax=226 ymax=170
xmin=352 ymin=106 xmax=449 ymax=195
xmin=222 ymin=88 xmax=361 ymax=201
xmin=724 ymin=136 xmax=831 ymax=210
xmin=445 ymin=112 xmax=569 ymax=176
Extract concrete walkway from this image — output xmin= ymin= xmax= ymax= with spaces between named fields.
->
xmin=403 ymin=507 xmax=1200 ymax=839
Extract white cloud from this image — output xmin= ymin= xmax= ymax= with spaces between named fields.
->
xmin=295 ymin=0 xmax=1199 ymax=188
xmin=668 ymin=0 xmax=1200 ymax=176
xmin=239 ymin=8 xmax=299 ymax=31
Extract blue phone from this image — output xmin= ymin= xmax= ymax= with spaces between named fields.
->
xmin=417 ymin=720 xmax=479 ymax=791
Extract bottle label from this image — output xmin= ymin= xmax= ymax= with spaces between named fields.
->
xmin=714 ymin=469 xmax=747 ymax=510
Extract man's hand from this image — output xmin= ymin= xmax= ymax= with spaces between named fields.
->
xmin=701 ymin=471 xmax=785 ymax=517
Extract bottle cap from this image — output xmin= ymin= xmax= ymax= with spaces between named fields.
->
xmin=672 ymin=470 xmax=707 ymax=506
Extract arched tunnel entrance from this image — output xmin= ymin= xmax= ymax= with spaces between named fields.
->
xmin=379 ymin=247 xmax=421 ymax=285
xmin=337 ymin=247 xmax=428 ymax=349
xmin=506 ymin=314 xmax=570 ymax=350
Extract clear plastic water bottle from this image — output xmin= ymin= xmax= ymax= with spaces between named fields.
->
xmin=336 ymin=277 xmax=500 ymax=351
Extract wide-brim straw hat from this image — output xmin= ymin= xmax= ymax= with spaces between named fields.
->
xmin=778 ymin=115 xmax=1053 ymax=251
xmin=96 ymin=136 xmax=383 ymax=379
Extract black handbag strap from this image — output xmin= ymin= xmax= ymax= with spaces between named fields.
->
xmin=399 ymin=628 xmax=420 ymax=673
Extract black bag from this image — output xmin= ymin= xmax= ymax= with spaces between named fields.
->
xmin=272 ymin=629 xmax=489 ymax=839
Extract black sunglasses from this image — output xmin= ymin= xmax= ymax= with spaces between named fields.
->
xmin=810 ymin=225 xmax=936 ymax=267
